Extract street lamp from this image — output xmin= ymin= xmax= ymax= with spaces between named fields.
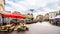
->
xmin=30 ymin=9 xmax=34 ymax=15
xmin=29 ymin=9 xmax=34 ymax=20
xmin=30 ymin=9 xmax=34 ymax=12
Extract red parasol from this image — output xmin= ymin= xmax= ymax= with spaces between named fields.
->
xmin=3 ymin=14 xmax=26 ymax=19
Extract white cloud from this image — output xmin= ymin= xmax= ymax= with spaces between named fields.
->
xmin=5 ymin=0 xmax=60 ymax=15
xmin=5 ymin=6 xmax=13 ymax=11
xmin=5 ymin=0 xmax=28 ymax=12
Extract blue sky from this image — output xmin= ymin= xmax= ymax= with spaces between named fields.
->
xmin=5 ymin=0 xmax=60 ymax=15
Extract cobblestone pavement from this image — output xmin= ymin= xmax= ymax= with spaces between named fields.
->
xmin=0 ymin=21 xmax=60 ymax=34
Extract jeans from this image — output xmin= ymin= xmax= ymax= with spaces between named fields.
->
xmin=0 ymin=24 xmax=3 ymax=26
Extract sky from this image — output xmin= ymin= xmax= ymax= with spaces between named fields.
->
xmin=5 ymin=0 xmax=60 ymax=16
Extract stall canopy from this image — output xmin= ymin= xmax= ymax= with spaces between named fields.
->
xmin=3 ymin=14 xmax=26 ymax=19
xmin=55 ymin=15 xmax=60 ymax=18
xmin=54 ymin=15 xmax=60 ymax=20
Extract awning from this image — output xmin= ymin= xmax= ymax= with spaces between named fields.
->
xmin=3 ymin=14 xmax=26 ymax=19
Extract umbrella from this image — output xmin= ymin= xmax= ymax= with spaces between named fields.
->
xmin=1 ymin=13 xmax=26 ymax=24
xmin=3 ymin=14 xmax=26 ymax=19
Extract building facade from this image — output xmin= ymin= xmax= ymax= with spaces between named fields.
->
xmin=43 ymin=13 xmax=49 ymax=21
xmin=0 ymin=0 xmax=5 ymax=13
xmin=36 ymin=15 xmax=43 ymax=22
xmin=49 ymin=12 xmax=57 ymax=19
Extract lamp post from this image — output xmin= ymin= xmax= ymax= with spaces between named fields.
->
xmin=29 ymin=9 xmax=34 ymax=20
xmin=30 ymin=9 xmax=34 ymax=15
